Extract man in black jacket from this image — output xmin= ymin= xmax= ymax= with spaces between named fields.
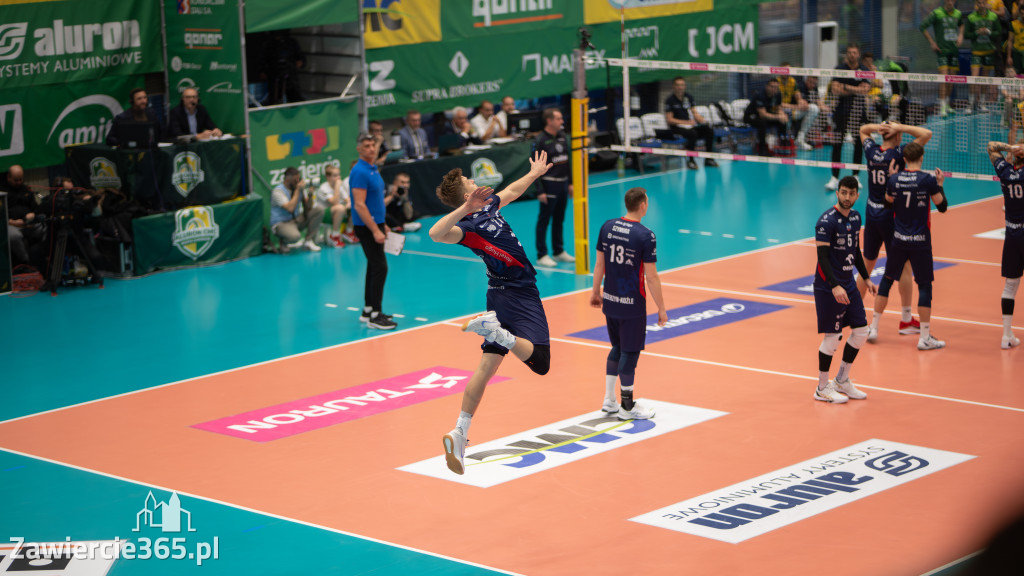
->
xmin=167 ymin=87 xmax=222 ymax=140
xmin=105 ymin=88 xmax=164 ymax=147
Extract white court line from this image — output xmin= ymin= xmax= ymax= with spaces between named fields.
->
xmin=541 ymin=335 xmax=1024 ymax=414
xmin=935 ymin=256 xmax=1000 ymax=267
xmin=0 ymin=447 xmax=521 ymax=576
xmin=0 ymin=238 xmax=805 ymax=426
xmin=918 ymin=552 xmax=983 ymax=576
xmin=659 ymin=282 xmax=1023 ymax=330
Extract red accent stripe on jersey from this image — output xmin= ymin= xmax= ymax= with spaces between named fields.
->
xmin=639 ymin=258 xmax=647 ymax=299
xmin=461 ymin=231 xmax=525 ymax=268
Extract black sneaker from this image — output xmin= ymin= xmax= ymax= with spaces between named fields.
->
xmin=359 ymin=310 xmax=371 ymax=323
xmin=705 ymin=158 xmax=719 ymax=168
xmin=686 ymin=159 xmax=698 ymax=170
xmin=368 ymin=313 xmax=397 ymax=330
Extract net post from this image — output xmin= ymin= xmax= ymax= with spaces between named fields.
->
xmin=572 ymin=44 xmax=591 ymax=275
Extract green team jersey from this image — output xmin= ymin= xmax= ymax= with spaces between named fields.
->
xmin=920 ymin=8 xmax=964 ymax=53
xmin=966 ymin=10 xmax=1002 ymax=53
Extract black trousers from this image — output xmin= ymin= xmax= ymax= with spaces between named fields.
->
xmin=671 ymin=124 xmax=715 ymax=152
xmin=354 ymin=223 xmax=388 ymax=312
xmin=746 ymin=115 xmax=786 ymax=154
xmin=536 ymin=180 xmax=568 ymax=258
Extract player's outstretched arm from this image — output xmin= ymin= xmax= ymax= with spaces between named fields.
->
xmin=428 ymin=186 xmax=494 ymax=244
xmin=496 ymin=150 xmax=552 ymax=207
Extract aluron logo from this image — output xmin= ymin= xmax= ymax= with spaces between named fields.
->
xmin=0 ymin=23 xmax=28 ymax=61
xmin=46 ymin=94 xmax=123 ymax=148
xmin=33 ymin=20 xmax=141 ymax=56
xmin=0 ymin=104 xmax=25 ymax=157
xmin=172 ymin=206 xmax=220 ymax=260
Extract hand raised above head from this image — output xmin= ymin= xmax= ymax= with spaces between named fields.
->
xmin=464 ymin=186 xmax=494 ymax=211
xmin=529 ymin=150 xmax=553 ymax=176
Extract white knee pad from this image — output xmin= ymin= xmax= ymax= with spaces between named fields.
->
xmin=819 ymin=333 xmax=842 ymax=356
xmin=848 ymin=325 xmax=869 ymax=349
xmin=1004 ymin=277 xmax=1021 ymax=300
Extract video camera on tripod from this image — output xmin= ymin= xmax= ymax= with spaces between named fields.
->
xmin=44 ymin=183 xmax=104 ymax=294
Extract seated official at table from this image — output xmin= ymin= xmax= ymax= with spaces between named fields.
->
xmin=106 ymin=88 xmax=164 ymax=146
xmin=441 ymin=106 xmax=483 ymax=149
xmin=166 ymin=87 xmax=222 ymax=140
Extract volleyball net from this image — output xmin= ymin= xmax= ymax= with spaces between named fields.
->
xmin=595 ymin=56 xmax=1024 ymax=182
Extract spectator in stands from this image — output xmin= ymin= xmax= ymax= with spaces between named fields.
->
xmin=664 ymin=76 xmax=719 ymax=169
xmin=859 ymin=52 xmax=894 ymax=122
xmin=826 ymin=44 xmax=871 ymax=191
xmin=470 ymin=100 xmax=506 ymax=142
xmin=106 ymin=88 xmax=163 ymax=146
xmin=166 ymin=87 xmax=222 ymax=141
xmin=744 ymin=78 xmax=788 ymax=156
xmin=262 ymin=29 xmax=306 ymax=105
xmin=270 ymin=167 xmax=323 ymax=253
xmin=920 ymin=0 xmax=965 ymax=116
xmin=399 ymin=109 xmax=431 ymax=160
xmin=2 ymin=165 xmax=46 ymax=267
xmin=777 ymin=64 xmax=820 ymax=150
xmin=965 ymin=0 xmax=1002 ymax=112
xmin=442 ymin=106 xmax=484 ymax=149
xmin=315 ymin=164 xmax=351 ymax=247
xmin=384 ymin=172 xmax=421 ymax=232
xmin=368 ymin=120 xmax=390 ymax=166
xmin=1008 ymin=1 xmax=1024 ymax=75
xmin=496 ymin=96 xmax=518 ymax=136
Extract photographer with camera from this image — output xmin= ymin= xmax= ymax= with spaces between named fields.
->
xmin=270 ymin=167 xmax=324 ymax=253
xmin=384 ymin=172 xmax=421 ymax=232
xmin=2 ymin=165 xmax=47 ymax=268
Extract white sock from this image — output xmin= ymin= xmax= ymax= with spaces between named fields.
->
xmin=492 ymin=326 xmax=517 ymax=349
xmin=920 ymin=322 xmax=931 ymax=339
xmin=818 ymin=371 xmax=829 ymax=389
xmin=901 ymin=306 xmax=912 ymax=322
xmin=456 ymin=411 xmax=472 ymax=436
xmin=836 ymin=362 xmax=851 ymax=383
xmin=870 ymin=314 xmax=881 ymax=332
xmin=605 ymin=375 xmax=617 ymax=402
xmin=363 ymin=306 xmax=372 ymax=314
xmin=1004 ymin=315 xmax=1014 ymax=339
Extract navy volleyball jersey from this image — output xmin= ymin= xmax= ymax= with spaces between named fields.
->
xmin=886 ymin=169 xmax=939 ymax=245
xmin=597 ymin=217 xmax=657 ymax=318
xmin=862 ymin=138 xmax=904 ymax=221
xmin=993 ymin=157 xmax=1024 ymax=239
xmin=814 ymin=207 xmax=863 ymax=290
xmin=455 ymin=195 xmax=537 ymax=287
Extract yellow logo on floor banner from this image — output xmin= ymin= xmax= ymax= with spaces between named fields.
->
xmin=584 ymin=0 xmax=712 ymax=24
xmin=364 ymin=0 xmax=441 ymax=49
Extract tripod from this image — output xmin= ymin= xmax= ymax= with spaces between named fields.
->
xmin=46 ymin=216 xmax=104 ymax=296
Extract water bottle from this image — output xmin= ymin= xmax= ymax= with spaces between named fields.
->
xmin=616 ymin=154 xmax=625 ymax=177
xmin=391 ymin=130 xmax=402 ymax=151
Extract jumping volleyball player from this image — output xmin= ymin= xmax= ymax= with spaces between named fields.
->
xmin=428 ymin=151 xmax=554 ymax=475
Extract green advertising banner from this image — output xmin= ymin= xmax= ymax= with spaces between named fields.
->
xmin=248 ymin=99 xmax=360 ymax=225
xmin=164 ymin=0 xmax=247 ymax=136
xmin=440 ymin=0 xmax=584 ymax=40
xmin=0 ymin=0 xmax=162 ymax=90
xmin=132 ymin=196 xmax=263 ymax=275
xmin=0 ymin=75 xmax=144 ymax=172
xmin=245 ymin=0 xmax=358 ymax=33
xmin=365 ymin=3 xmax=758 ymax=119
xmin=65 ymin=140 xmax=244 ymax=210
